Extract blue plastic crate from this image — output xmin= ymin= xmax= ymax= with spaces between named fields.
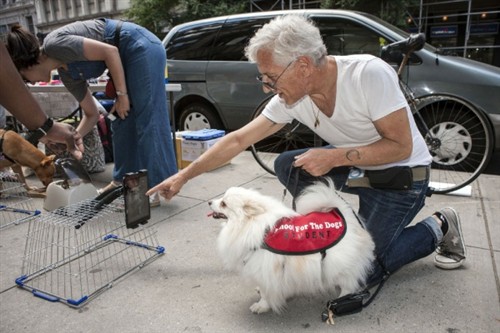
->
xmin=182 ymin=129 xmax=225 ymax=141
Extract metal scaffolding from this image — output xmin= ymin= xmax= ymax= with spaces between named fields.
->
xmin=249 ymin=0 xmax=322 ymax=12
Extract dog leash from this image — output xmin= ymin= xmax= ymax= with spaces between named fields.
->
xmin=322 ymin=266 xmax=390 ymax=324
xmin=281 ymin=166 xmax=301 ymax=210
xmin=281 ymin=165 xmax=391 ymax=322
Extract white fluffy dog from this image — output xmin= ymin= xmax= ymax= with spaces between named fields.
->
xmin=208 ymin=180 xmax=375 ymax=314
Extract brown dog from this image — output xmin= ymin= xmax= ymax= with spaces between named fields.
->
xmin=0 ymin=129 xmax=56 ymax=190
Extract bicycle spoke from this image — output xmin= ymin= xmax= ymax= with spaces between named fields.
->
xmin=415 ymin=95 xmax=493 ymax=194
xmin=250 ymin=96 xmax=320 ymax=175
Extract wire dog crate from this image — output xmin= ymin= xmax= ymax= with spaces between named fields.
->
xmin=15 ymin=195 xmax=164 ymax=308
xmin=0 ymin=171 xmax=41 ymax=230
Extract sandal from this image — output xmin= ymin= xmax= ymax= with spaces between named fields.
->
xmin=149 ymin=192 xmax=161 ymax=208
xmin=97 ymin=180 xmax=121 ymax=195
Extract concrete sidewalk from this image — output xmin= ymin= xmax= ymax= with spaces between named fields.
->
xmin=0 ymin=151 xmax=499 ymax=333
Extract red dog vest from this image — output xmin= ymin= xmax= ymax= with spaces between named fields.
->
xmin=263 ymin=209 xmax=346 ymax=255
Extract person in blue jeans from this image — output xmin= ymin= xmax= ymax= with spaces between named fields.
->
xmin=149 ymin=15 xmax=466 ymax=287
xmin=7 ymin=19 xmax=177 ymax=206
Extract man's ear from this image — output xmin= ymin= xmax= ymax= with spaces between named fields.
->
xmin=297 ymin=55 xmax=313 ymax=78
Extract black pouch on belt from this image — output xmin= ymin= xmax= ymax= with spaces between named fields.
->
xmin=365 ymin=166 xmax=413 ymax=190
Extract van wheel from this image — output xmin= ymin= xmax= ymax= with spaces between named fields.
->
xmin=178 ymin=103 xmax=223 ymax=131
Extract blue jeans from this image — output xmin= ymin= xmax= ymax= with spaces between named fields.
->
xmin=275 ymin=148 xmax=442 ymax=286
xmin=104 ymin=20 xmax=177 ymax=188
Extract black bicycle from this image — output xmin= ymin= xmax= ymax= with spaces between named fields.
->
xmin=250 ymin=33 xmax=494 ymax=194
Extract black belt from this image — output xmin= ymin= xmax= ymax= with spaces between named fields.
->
xmin=347 ymin=166 xmax=429 ymax=188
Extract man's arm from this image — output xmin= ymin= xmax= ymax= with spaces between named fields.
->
xmin=0 ymin=43 xmax=47 ymax=129
xmin=0 ymin=43 xmax=83 ymax=158
xmin=293 ymin=108 xmax=413 ymax=175
xmin=147 ymin=115 xmax=284 ymax=200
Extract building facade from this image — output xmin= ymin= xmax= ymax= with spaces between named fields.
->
xmin=0 ymin=0 xmax=37 ymax=40
xmin=0 ymin=0 xmax=130 ymax=41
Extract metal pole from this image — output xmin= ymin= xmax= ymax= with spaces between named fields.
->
xmin=463 ymin=0 xmax=471 ymax=57
xmin=419 ymin=0 xmax=423 ymax=32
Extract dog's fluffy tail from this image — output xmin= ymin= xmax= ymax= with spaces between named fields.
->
xmin=294 ymin=179 xmax=351 ymax=215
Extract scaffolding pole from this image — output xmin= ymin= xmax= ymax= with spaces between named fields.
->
xmin=250 ymin=0 xmax=322 ymax=12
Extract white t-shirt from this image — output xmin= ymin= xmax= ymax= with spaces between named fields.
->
xmin=262 ymin=54 xmax=432 ymax=170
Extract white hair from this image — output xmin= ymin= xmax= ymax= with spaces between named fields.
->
xmin=245 ymin=14 xmax=327 ymax=66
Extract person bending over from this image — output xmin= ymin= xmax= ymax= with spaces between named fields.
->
xmin=7 ymin=19 xmax=177 ymax=206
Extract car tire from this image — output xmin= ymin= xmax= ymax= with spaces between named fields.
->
xmin=178 ymin=103 xmax=223 ymax=131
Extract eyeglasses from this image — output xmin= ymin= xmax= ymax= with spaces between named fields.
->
xmin=256 ymin=60 xmax=295 ymax=92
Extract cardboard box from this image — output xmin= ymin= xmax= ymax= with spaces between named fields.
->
xmin=175 ymin=131 xmax=230 ymax=170
xmin=175 ymin=134 xmax=184 ymax=170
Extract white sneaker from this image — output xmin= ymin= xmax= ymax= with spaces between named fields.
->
xmin=434 ymin=208 xmax=466 ymax=270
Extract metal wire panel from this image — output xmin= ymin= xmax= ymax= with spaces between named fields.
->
xmin=16 ymin=197 xmax=164 ymax=307
xmin=0 ymin=172 xmax=40 ymax=230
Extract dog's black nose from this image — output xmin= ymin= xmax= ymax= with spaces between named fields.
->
xmin=208 ymin=201 xmax=212 ymax=205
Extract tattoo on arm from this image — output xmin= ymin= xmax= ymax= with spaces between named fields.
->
xmin=346 ymin=149 xmax=361 ymax=162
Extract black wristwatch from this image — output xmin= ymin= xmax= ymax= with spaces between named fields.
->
xmin=26 ymin=117 xmax=54 ymax=145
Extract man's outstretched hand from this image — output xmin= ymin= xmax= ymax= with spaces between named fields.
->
xmin=146 ymin=174 xmax=187 ymax=201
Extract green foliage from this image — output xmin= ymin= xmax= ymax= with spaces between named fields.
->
xmin=127 ymin=0 xmax=248 ymax=38
xmin=176 ymin=0 xmax=248 ymax=23
xmin=321 ymin=0 xmax=360 ymax=9
xmin=127 ymin=0 xmax=420 ymax=38
xmin=126 ymin=0 xmax=180 ymax=37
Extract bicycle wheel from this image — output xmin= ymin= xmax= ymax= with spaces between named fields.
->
xmin=250 ymin=96 xmax=319 ymax=175
xmin=413 ymin=94 xmax=494 ymax=194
